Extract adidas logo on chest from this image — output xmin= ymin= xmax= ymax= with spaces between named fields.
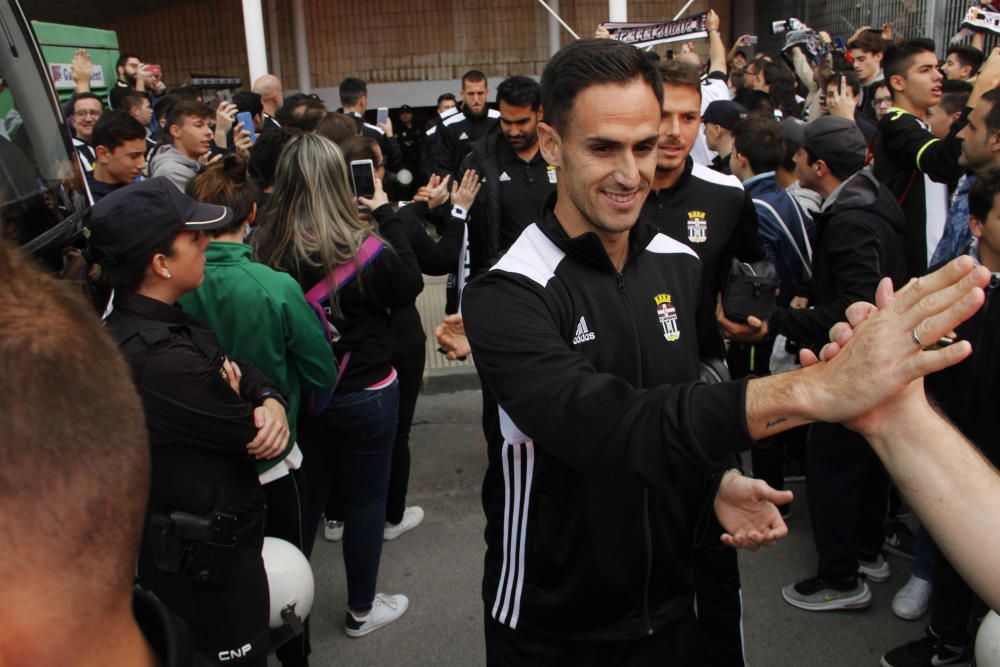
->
xmin=572 ymin=316 xmax=596 ymax=345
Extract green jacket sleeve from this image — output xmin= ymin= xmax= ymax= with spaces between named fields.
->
xmin=280 ymin=280 xmax=339 ymax=390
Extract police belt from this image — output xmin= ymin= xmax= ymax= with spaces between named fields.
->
xmin=148 ymin=493 xmax=264 ymax=586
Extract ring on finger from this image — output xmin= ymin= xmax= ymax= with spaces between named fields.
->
xmin=910 ymin=328 xmax=924 ymax=348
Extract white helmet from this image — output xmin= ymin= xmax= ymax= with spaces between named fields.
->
xmin=262 ymin=537 xmax=315 ymax=629
xmin=976 ymin=610 xmax=1000 ymax=667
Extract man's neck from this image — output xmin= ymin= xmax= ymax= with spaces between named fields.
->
xmin=653 ymin=163 xmax=685 ymax=190
xmin=513 ymin=141 xmax=539 ymax=162
xmin=263 ymin=104 xmax=277 ymax=117
xmin=978 ymin=241 xmax=1000 ymax=274
xmin=344 ymin=106 xmax=363 ymax=116
xmin=734 ymin=166 xmax=756 ymax=185
xmin=553 ymin=194 xmax=629 ymax=271
xmin=716 ymin=136 xmax=734 ymax=161
xmin=173 ymin=142 xmax=201 ymax=161
xmin=893 ymin=94 xmax=929 ymax=121
xmin=860 ymin=70 xmax=883 ymax=86
xmin=93 ymin=165 xmax=127 ymax=186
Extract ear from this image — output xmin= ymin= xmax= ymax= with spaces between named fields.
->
xmin=889 ymin=73 xmax=906 ymax=94
xmin=95 ymin=145 xmax=111 ymax=164
xmin=149 ymin=252 xmax=171 ymax=280
xmin=990 ymin=130 xmax=1000 ymax=155
xmin=246 ymin=202 xmax=258 ymax=226
xmin=169 ymin=124 xmax=182 ymax=140
xmin=536 ymin=105 xmax=544 ymax=122
xmin=537 ymin=121 xmax=563 ymax=168
xmin=969 ymin=214 xmax=984 ymax=239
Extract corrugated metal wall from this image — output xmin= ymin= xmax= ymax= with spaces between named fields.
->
xmin=104 ymin=0 xmax=729 ymax=92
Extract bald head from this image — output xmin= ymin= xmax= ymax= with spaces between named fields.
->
xmin=253 ymin=74 xmax=284 ymax=115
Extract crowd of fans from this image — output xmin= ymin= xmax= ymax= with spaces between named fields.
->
xmin=40 ymin=9 xmax=1000 ymax=666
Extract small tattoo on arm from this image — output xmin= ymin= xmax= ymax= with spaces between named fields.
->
xmin=766 ymin=417 xmax=789 ymax=429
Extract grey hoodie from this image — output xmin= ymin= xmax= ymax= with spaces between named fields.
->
xmin=149 ymin=144 xmax=202 ymax=192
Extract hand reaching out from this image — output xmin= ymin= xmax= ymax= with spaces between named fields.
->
xmin=415 ymin=173 xmax=451 ymax=209
xmin=71 ymin=49 xmax=93 ymax=92
xmin=435 ymin=313 xmax=471 ymax=360
xmin=826 ymin=75 xmax=857 ymax=120
xmin=715 ymin=470 xmax=793 ymax=551
xmin=450 ymin=169 xmax=481 ymax=211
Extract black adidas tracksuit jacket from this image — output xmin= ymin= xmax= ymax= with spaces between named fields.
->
xmin=463 ymin=199 xmax=753 ymax=643
xmin=433 ymin=107 xmax=501 ymax=177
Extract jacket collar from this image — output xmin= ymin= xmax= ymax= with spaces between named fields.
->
xmin=536 ymin=192 xmax=659 ymax=273
xmin=205 ymin=241 xmax=252 ymax=264
xmin=111 ymin=290 xmax=193 ymax=326
xmin=653 ymin=156 xmax=694 ymax=196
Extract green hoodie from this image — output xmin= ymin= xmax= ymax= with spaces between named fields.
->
xmin=179 ymin=241 xmax=338 ymax=473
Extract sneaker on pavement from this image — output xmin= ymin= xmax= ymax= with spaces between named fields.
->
xmin=880 ymin=628 xmax=968 ymax=667
xmin=384 ymin=506 xmax=424 ymax=541
xmin=344 ymin=593 xmax=409 ymax=638
xmin=859 ymin=553 xmax=892 ymax=582
xmin=893 ymin=576 xmax=932 ymax=621
xmin=324 ymin=519 xmax=344 ymax=542
xmin=781 ymin=575 xmax=872 ymax=611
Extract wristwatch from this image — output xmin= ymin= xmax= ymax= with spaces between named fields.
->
xmin=451 ymin=204 xmax=469 ymax=220
xmin=257 ymin=390 xmax=288 ymax=411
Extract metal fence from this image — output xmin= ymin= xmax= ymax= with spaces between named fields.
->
xmin=756 ymin=0 xmax=1000 ymax=55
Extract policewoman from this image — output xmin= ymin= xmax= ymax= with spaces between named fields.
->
xmin=85 ymin=177 xmax=290 ymax=666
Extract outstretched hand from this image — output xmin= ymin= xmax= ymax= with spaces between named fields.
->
xmin=435 ymin=313 xmax=471 ymax=360
xmin=715 ymin=471 xmax=793 ymax=551
xmin=799 ymin=256 xmax=990 ymax=437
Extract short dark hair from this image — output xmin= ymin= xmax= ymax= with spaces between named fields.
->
xmin=187 ymin=154 xmax=257 ymax=234
xmin=277 ymin=95 xmax=327 ymax=132
xmin=166 ymin=99 xmax=212 ymax=134
xmin=153 ymin=93 xmax=177 ymax=122
xmin=70 ymin=92 xmax=103 ymax=114
xmin=946 ymin=44 xmax=985 ymax=76
xmin=822 ymin=69 xmax=862 ymax=98
xmin=101 ymin=237 xmax=175 ymax=291
xmin=168 ymin=84 xmax=202 ymax=100
xmin=437 ymin=93 xmax=457 ymax=106
xmin=847 ymin=31 xmax=886 ymax=54
xmin=91 ymin=111 xmax=147 ymax=152
xmin=116 ymin=52 xmax=139 ymax=71
xmin=339 ymin=77 xmax=367 ymax=107
xmin=940 ymin=79 xmax=973 ymax=115
xmin=496 ymin=75 xmax=541 ymax=110
xmin=461 ymin=70 xmax=488 ymax=89
xmin=884 ymin=39 xmax=938 ymax=92
xmin=315 ymin=112 xmax=360 ymax=146
xmin=804 ymin=146 xmax=857 ymax=181
xmin=0 ymin=237 xmax=149 ymax=601
xmin=340 ymin=135 xmax=380 ymax=165
xmin=248 ymin=127 xmax=300 ymax=189
xmin=733 ymin=116 xmax=785 ymax=174
xmin=733 ymin=89 xmax=774 ymax=118
xmin=658 ymin=59 xmax=701 ymax=97
xmin=541 ymin=39 xmax=663 ymax=136
xmin=232 ymin=91 xmax=263 ymax=117
xmin=981 ymin=88 xmax=1000 ymax=136
xmin=119 ymin=91 xmax=149 ymax=116
xmin=968 ymin=168 xmax=1000 ymax=221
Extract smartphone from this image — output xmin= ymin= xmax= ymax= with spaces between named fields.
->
xmin=350 ymin=159 xmax=376 ymax=198
xmin=146 ymin=63 xmax=161 ymax=77
xmin=746 ymin=35 xmax=758 ymax=45
xmin=376 ymin=106 xmax=389 ymax=126
xmin=236 ymin=111 xmax=256 ymax=144
xmin=833 ymin=36 xmax=847 ymax=51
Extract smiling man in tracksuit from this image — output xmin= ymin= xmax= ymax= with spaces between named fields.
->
xmin=461 ymin=38 xmax=819 ymax=665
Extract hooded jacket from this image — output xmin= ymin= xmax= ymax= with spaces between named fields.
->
xmin=463 ymin=197 xmax=752 ymax=641
xmin=149 ymin=144 xmax=203 ymax=193
xmin=769 ymin=168 xmax=907 ymax=349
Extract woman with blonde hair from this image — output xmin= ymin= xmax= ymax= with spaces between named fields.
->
xmin=255 ymin=132 xmax=423 ymax=637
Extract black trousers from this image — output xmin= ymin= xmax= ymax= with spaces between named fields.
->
xmin=930 ymin=542 xmax=986 ymax=646
xmin=484 ymin=611 xmax=703 ymax=666
xmin=263 ymin=469 xmax=311 ymax=667
xmin=323 ymin=343 xmax=425 ymax=526
xmin=806 ymin=421 xmax=888 ymax=581
xmin=138 ymin=529 xmax=269 ymax=666
xmin=386 ymin=342 xmax=426 ymax=524
xmin=693 ymin=542 xmax=746 ymax=666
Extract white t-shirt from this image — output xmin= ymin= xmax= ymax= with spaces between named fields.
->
xmin=691 ymin=72 xmax=732 ymax=166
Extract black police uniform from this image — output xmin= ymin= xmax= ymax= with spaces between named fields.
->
xmin=134 ymin=586 xmax=217 ymax=667
xmin=107 ymin=291 xmax=282 ymax=667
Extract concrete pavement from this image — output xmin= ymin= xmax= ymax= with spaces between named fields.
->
xmin=300 ymin=388 xmax=927 ymax=667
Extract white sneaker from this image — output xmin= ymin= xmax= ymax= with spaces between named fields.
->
xmin=344 ymin=593 xmax=409 ymax=637
xmin=384 ymin=506 xmax=424 ymax=541
xmin=858 ymin=554 xmax=891 ymax=582
xmin=892 ymin=575 xmax=932 ymax=620
xmin=324 ymin=519 xmax=343 ymax=542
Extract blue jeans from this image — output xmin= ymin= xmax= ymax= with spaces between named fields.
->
xmin=300 ymin=379 xmax=399 ymax=612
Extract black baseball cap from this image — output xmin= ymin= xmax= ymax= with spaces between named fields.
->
xmin=782 ymin=116 xmax=867 ymax=177
xmin=83 ymin=177 xmax=232 ymax=267
xmin=400 ymin=104 xmax=412 ymax=111
xmin=702 ymin=100 xmax=748 ymax=131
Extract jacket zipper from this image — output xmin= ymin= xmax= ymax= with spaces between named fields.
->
xmin=616 ymin=270 xmax=654 ymax=635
